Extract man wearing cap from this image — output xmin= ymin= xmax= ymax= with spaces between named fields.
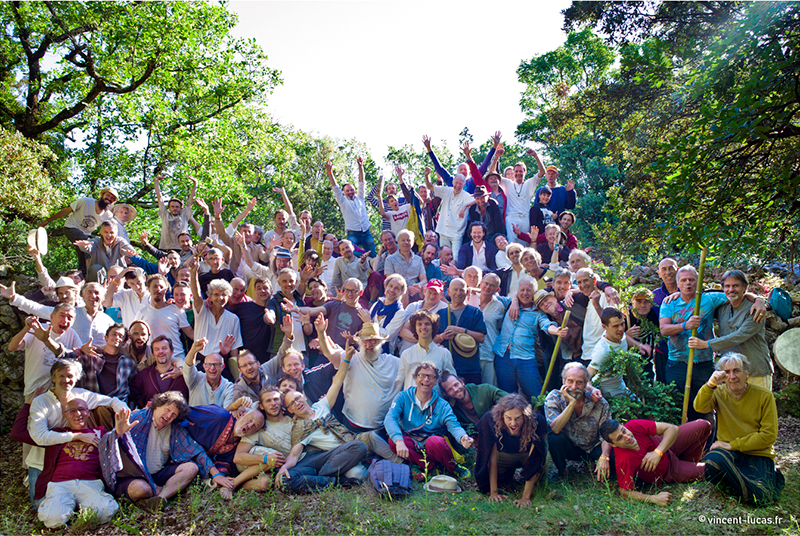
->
xmin=533 ymin=165 xmax=576 ymax=216
xmin=153 ymin=174 xmax=198 ymax=251
xmin=460 ymin=186 xmax=504 ymax=244
xmin=439 ymin=371 xmax=507 ymax=426
xmin=433 ymin=278 xmax=486 ymax=385
xmin=39 ymin=187 xmax=119 ymax=272
xmin=112 ymin=203 xmax=137 ymax=243
xmin=317 ymin=321 xmax=402 ymax=433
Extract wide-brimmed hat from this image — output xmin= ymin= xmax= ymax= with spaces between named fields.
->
xmin=424 ymin=475 xmax=461 ymax=493
xmin=26 ymin=227 xmax=48 ymax=256
xmin=112 ymin=203 xmax=138 ymax=222
xmin=54 ymin=276 xmax=78 ymax=289
xmin=357 ymin=322 xmax=388 ymax=341
xmin=452 ymin=333 xmax=477 ymax=357
xmin=533 ymin=289 xmax=555 ymax=308
xmin=98 ymin=187 xmax=119 ymax=203
xmin=473 ymin=186 xmax=488 ymax=197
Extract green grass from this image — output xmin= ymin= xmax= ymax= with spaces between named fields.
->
xmin=0 ymin=432 xmax=797 ymax=536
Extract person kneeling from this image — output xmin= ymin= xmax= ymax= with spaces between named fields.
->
xmin=599 ymin=418 xmax=711 ymax=506
xmin=475 ymin=394 xmax=546 ymax=508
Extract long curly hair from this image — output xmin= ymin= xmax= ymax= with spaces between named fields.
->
xmin=491 ymin=394 xmax=537 ymax=453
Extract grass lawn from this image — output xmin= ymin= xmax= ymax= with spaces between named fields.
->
xmin=1 ymin=417 xmax=797 ymax=535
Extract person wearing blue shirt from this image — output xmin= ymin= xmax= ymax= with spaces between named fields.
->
xmin=493 ymin=276 xmax=568 ymax=400
xmin=533 ymin=166 xmax=577 ymax=215
xmin=433 ymin=278 xmax=487 ymax=384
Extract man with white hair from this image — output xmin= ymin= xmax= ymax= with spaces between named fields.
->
xmin=190 ymin=261 xmax=242 ymax=362
xmin=183 ymin=338 xmax=234 ymax=408
xmin=694 ymin=353 xmax=784 ymax=505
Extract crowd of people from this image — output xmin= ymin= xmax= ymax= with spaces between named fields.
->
xmin=2 ymin=131 xmax=784 ymax=528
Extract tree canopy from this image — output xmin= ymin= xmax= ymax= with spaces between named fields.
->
xmin=517 ymin=1 xmax=800 ymax=261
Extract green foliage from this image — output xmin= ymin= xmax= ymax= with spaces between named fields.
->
xmin=0 ymin=127 xmax=61 ymax=221
xmin=521 ymin=1 xmax=800 ymax=261
xmin=597 ymin=347 xmax=681 ymax=423
xmin=775 ymin=382 xmax=800 ymax=418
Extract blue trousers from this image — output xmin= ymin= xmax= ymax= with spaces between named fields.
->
xmin=494 ymin=350 xmax=542 ymax=404
xmin=346 ymin=230 xmax=376 ymax=256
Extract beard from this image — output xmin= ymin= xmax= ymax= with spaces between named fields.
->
xmin=98 ymin=198 xmax=110 ymax=210
xmin=359 ymin=343 xmax=382 ymax=364
xmin=567 ymin=387 xmax=584 ymax=399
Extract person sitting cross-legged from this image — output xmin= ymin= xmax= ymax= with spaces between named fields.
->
xmin=694 ymin=353 xmax=784 ymax=505
xmin=385 ymin=361 xmax=475 ymax=479
xmin=100 ymin=391 xmax=234 ymax=512
xmin=599 ymin=418 xmax=711 ymax=506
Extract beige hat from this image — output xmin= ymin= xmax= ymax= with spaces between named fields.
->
xmin=54 ymin=276 xmax=78 ymax=289
xmin=98 ymin=187 xmax=119 ymax=203
xmin=357 ymin=322 xmax=388 ymax=341
xmin=26 ymin=227 xmax=48 ymax=256
xmin=452 ymin=333 xmax=477 ymax=357
xmin=533 ymin=289 xmax=555 ymax=308
xmin=112 ymin=203 xmax=138 ymax=222
xmin=424 ymin=475 xmax=462 ymax=493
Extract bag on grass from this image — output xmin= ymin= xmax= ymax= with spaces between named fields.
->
xmin=368 ymin=459 xmax=411 ymax=499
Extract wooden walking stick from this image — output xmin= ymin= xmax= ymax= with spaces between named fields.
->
xmin=681 ymin=246 xmax=708 ymax=424
xmin=540 ymin=311 xmax=571 ymax=398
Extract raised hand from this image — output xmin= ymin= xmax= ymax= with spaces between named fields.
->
xmin=0 ymin=281 xmax=15 ymax=300
xmin=324 ymin=160 xmax=333 ymax=174
xmin=356 ymin=306 xmax=372 ymax=323
xmin=525 ymin=148 xmax=538 ymax=158
xmin=246 ymin=197 xmax=257 ymax=211
xmin=421 ymin=135 xmax=432 ymax=151
xmin=157 ymin=256 xmax=169 ymax=275
xmin=530 ymin=225 xmax=540 ymax=238
xmin=423 ymin=166 xmax=432 ymax=178
xmin=566 ymin=179 xmax=575 ymax=191
xmin=115 ymin=408 xmax=140 ymax=436
xmin=120 ymin=245 xmax=136 ymax=258
xmin=195 ymin=197 xmax=210 ymax=215
xmin=496 ymin=142 xmax=505 ymax=157
xmin=191 ymin=338 xmax=208 ymax=353
xmin=139 ymin=230 xmax=149 ymax=245
xmin=314 ymin=313 xmax=328 ymax=333
xmin=281 ymin=298 xmax=299 ymax=314
xmin=395 ymin=165 xmax=404 ymax=179
xmin=356 ymin=156 xmax=363 ymax=167
xmin=212 ymin=198 xmax=225 ymax=218
xmin=280 ymin=314 xmax=294 ymax=337
xmin=218 ymin=334 xmax=236 ymax=356
xmin=460 ymin=141 xmax=471 ymax=158
xmin=79 ymin=337 xmax=101 ymax=359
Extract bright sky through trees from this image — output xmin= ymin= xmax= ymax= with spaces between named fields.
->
xmin=229 ymin=0 xmax=571 ymax=172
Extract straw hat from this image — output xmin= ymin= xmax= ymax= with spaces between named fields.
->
xmin=54 ymin=276 xmax=78 ymax=289
xmin=424 ymin=475 xmax=461 ymax=493
xmin=98 ymin=187 xmax=119 ymax=203
xmin=453 ymin=333 xmax=477 ymax=357
xmin=357 ymin=323 xmax=388 ymax=341
xmin=112 ymin=203 xmax=138 ymax=222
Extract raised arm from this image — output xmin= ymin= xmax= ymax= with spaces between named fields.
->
xmin=376 ymin=176 xmax=388 ymax=219
xmin=187 ymin=176 xmax=198 ymax=210
xmin=39 ymin=205 xmax=74 ymax=228
xmin=325 ymin=160 xmax=338 ymax=189
xmin=324 ymin=341 xmax=353 ymax=408
xmin=424 ymin=166 xmax=435 ymax=193
xmin=476 ymin=132 xmax=500 ymax=175
xmin=229 ymin=197 xmax=258 ymax=232
xmin=189 ymin=261 xmax=204 ymax=312
xmin=422 ymin=134 xmax=453 ymax=186
xmin=527 ymin=148 xmax=545 ymax=178
xmin=273 ymin=187 xmax=296 ymax=218
xmin=153 ymin=174 xmax=165 ymax=211
xmin=212 ymin=198 xmax=234 ymax=248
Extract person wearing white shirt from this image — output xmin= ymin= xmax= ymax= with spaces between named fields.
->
xmin=426 ymin=168 xmax=471 ymax=254
xmin=183 ymin=339 xmax=235 ymax=408
xmin=397 ymin=309 xmax=456 ymax=393
xmin=136 ymin=274 xmax=193 ymax=361
xmin=326 ymin=156 xmax=376 ymax=255
xmin=104 ymin=267 xmax=151 ymax=328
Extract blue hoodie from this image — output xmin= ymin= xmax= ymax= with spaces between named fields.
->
xmin=384 ymin=386 xmax=467 ymax=444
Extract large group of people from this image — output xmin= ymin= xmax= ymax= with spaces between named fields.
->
xmin=2 ymin=131 xmax=784 ymax=528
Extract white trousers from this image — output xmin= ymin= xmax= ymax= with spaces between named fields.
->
xmin=37 ymin=479 xmax=118 ymax=528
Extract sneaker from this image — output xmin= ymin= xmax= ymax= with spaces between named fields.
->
xmin=453 ymin=464 xmax=471 ymax=480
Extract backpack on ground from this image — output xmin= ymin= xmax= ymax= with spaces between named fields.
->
xmin=368 ymin=459 xmax=412 ymax=499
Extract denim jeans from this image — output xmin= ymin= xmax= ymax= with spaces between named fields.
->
xmin=494 ymin=350 xmax=542 ymax=404
xmin=346 ymin=230 xmax=376 ymax=256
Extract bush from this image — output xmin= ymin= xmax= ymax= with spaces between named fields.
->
xmin=597 ymin=347 xmax=682 ymax=423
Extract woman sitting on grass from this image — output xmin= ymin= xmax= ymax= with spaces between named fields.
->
xmin=475 ymin=393 xmax=546 ymax=508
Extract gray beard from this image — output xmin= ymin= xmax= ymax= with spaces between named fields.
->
xmin=360 ymin=346 xmax=381 ymax=364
